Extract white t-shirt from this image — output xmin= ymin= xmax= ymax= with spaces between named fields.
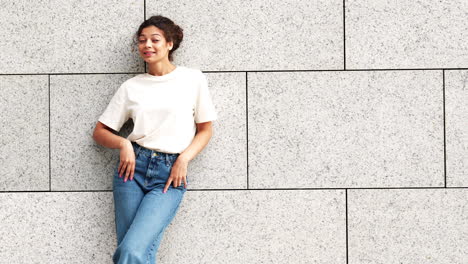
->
xmin=98 ymin=65 xmax=218 ymax=154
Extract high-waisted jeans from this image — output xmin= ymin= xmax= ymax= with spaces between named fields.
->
xmin=112 ymin=141 xmax=187 ymax=264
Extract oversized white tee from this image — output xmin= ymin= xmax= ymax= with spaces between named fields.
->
xmin=98 ymin=66 xmax=218 ymax=154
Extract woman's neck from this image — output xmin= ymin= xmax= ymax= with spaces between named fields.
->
xmin=147 ymin=61 xmax=176 ymax=76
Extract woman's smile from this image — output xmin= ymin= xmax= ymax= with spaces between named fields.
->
xmin=143 ymin=51 xmax=156 ymax=57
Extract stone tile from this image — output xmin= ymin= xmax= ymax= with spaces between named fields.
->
xmin=0 ymin=192 xmax=115 ymax=263
xmin=188 ymin=72 xmax=247 ymax=189
xmin=346 ymin=0 xmax=468 ymax=69
xmin=160 ymin=190 xmax=346 ymax=263
xmin=50 ymin=74 xmax=135 ymax=191
xmin=446 ymin=70 xmax=468 ymax=187
xmin=147 ymin=0 xmax=343 ymax=71
xmin=348 ymin=189 xmax=468 ymax=263
xmin=0 ymin=0 xmax=144 ymax=74
xmin=0 ymin=75 xmax=49 ymax=191
xmin=248 ymin=71 xmax=443 ymax=188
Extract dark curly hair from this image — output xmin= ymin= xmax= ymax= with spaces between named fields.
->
xmin=132 ymin=15 xmax=184 ymax=61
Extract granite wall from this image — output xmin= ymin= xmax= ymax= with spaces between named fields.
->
xmin=0 ymin=0 xmax=467 ymax=263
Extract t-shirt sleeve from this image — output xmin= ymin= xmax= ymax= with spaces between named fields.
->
xmin=98 ymin=83 xmax=129 ymax=132
xmin=194 ymin=73 xmax=218 ymax=123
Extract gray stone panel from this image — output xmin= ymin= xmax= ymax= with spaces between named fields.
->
xmin=50 ymin=74 xmax=135 ymax=191
xmin=147 ymin=0 xmax=343 ymax=71
xmin=348 ymin=189 xmax=468 ymax=263
xmin=0 ymin=75 xmax=49 ymax=191
xmin=248 ymin=71 xmax=443 ymax=188
xmin=346 ymin=0 xmax=468 ymax=69
xmin=188 ymin=72 xmax=247 ymax=189
xmin=446 ymin=70 xmax=468 ymax=187
xmin=0 ymin=192 xmax=115 ymax=263
xmin=0 ymin=0 xmax=144 ymax=74
xmin=160 ymin=190 xmax=346 ymax=263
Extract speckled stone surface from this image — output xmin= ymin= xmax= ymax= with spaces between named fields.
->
xmin=0 ymin=75 xmax=49 ymax=191
xmin=248 ymin=71 xmax=444 ymax=188
xmin=0 ymin=192 xmax=115 ymax=264
xmin=50 ymin=74 xmax=135 ymax=191
xmin=348 ymin=189 xmax=468 ymax=263
xmin=2 ymin=2 xmax=467 ymax=263
xmin=446 ymin=70 xmax=468 ymax=187
xmin=159 ymin=190 xmax=346 ymax=263
xmin=147 ymin=0 xmax=343 ymax=71
xmin=346 ymin=0 xmax=468 ymax=69
xmin=188 ymin=72 xmax=247 ymax=189
xmin=0 ymin=0 xmax=144 ymax=74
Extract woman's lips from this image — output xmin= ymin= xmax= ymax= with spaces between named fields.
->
xmin=143 ymin=52 xmax=155 ymax=57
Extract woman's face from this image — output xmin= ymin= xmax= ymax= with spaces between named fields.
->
xmin=138 ymin=25 xmax=173 ymax=63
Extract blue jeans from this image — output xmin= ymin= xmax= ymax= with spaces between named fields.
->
xmin=112 ymin=141 xmax=187 ymax=264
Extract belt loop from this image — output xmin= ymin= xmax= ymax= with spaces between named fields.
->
xmin=165 ymin=154 xmax=169 ymax=166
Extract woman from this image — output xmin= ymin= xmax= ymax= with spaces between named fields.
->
xmin=92 ymin=15 xmax=217 ymax=263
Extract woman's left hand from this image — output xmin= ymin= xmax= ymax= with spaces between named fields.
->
xmin=163 ymin=155 xmax=189 ymax=193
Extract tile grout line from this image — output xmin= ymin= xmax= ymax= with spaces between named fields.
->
xmin=1 ymin=186 xmax=467 ymax=193
xmin=345 ymin=189 xmax=348 ymax=264
xmin=246 ymin=72 xmax=249 ymax=189
xmin=344 ymin=1 xmax=348 ymax=260
xmin=48 ymin=75 xmax=51 ymax=192
xmin=2 ymin=68 xmax=468 ymax=76
xmin=0 ymin=72 xmax=144 ymax=76
xmin=343 ymin=0 xmax=346 ymax=70
xmin=443 ymin=70 xmax=447 ymax=188
xmin=144 ymin=0 xmax=147 ymax=73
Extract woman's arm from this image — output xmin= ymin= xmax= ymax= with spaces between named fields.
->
xmin=93 ymin=121 xmax=135 ymax=181
xmin=92 ymin=121 xmax=129 ymax=149
xmin=178 ymin=121 xmax=214 ymax=162
xmin=163 ymin=121 xmax=214 ymax=192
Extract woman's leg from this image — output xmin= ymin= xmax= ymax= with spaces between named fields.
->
xmin=112 ymin=186 xmax=186 ymax=264
xmin=112 ymin=166 xmax=145 ymax=246
xmin=145 ymin=230 xmax=164 ymax=264
xmin=112 ymin=143 xmax=148 ymax=245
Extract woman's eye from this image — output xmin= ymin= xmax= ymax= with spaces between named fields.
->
xmin=138 ymin=39 xmax=158 ymax=43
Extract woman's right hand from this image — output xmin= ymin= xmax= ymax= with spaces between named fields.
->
xmin=118 ymin=139 xmax=136 ymax=182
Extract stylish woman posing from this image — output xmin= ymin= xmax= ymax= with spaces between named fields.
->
xmin=92 ymin=15 xmax=217 ymax=263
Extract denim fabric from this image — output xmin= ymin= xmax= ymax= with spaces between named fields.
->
xmin=112 ymin=141 xmax=187 ymax=264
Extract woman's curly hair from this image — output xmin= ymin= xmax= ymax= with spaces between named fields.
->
xmin=132 ymin=15 xmax=184 ymax=61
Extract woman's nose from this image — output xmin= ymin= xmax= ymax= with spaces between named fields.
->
xmin=145 ymin=40 xmax=152 ymax=47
